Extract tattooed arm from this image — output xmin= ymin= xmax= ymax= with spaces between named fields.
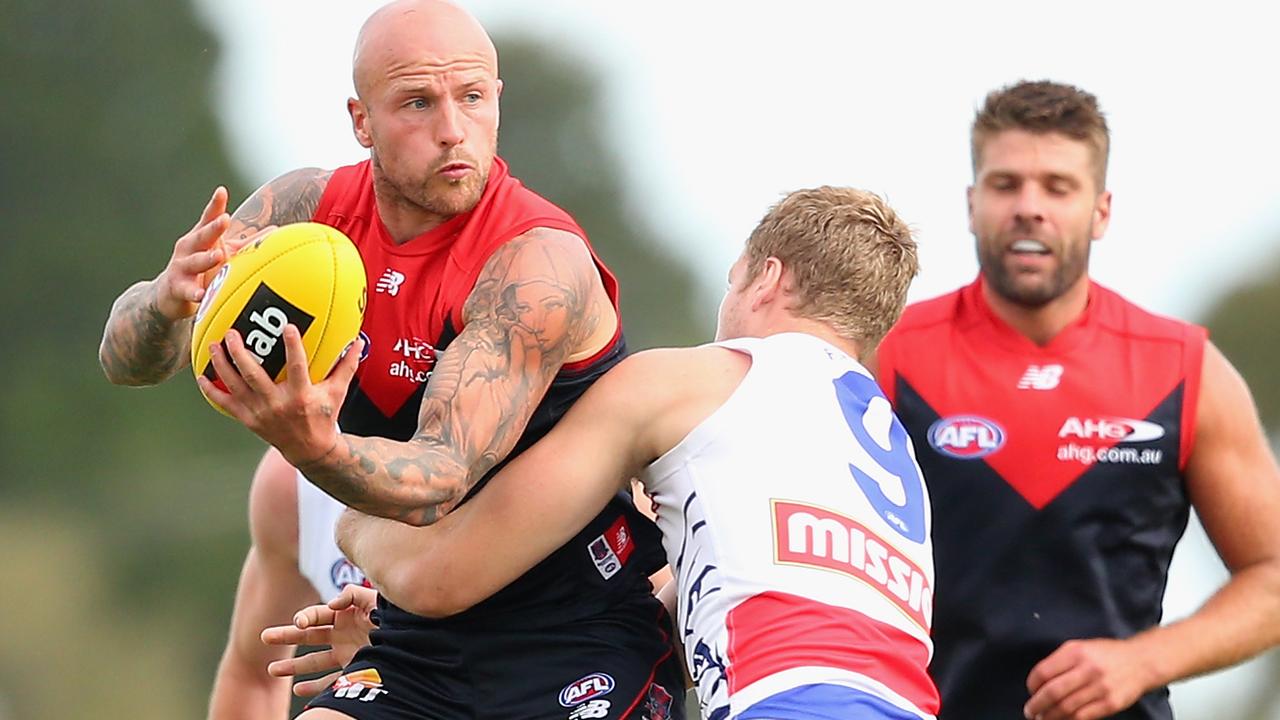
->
xmin=203 ymin=227 xmax=619 ymax=526
xmin=305 ymin=228 xmax=618 ymax=524
xmin=98 ymin=168 xmax=331 ymax=386
xmin=333 ymin=345 xmax=750 ymax=617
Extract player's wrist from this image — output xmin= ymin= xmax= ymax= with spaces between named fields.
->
xmin=149 ymin=277 xmax=191 ymax=322
xmin=292 ymin=432 xmax=341 ymax=476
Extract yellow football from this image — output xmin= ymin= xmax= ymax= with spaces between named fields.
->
xmin=191 ymin=222 xmax=367 ymax=413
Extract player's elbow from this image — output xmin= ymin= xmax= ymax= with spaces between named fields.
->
xmin=386 ymin=568 xmax=478 ymax=619
xmin=98 ymin=343 xmax=147 ymax=386
xmin=402 ymin=590 xmax=476 ymax=620
xmin=98 ymin=340 xmax=172 ymax=387
xmin=391 ymin=476 xmax=468 ymax=527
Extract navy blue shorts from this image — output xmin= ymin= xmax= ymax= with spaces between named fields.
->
xmin=306 ymin=597 xmax=685 ymax=720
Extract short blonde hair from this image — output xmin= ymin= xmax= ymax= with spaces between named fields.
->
xmin=743 ymin=186 xmax=918 ymax=346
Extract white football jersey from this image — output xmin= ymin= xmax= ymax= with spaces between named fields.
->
xmin=642 ymin=333 xmax=938 ymax=720
xmin=296 ymin=472 xmax=366 ymax=600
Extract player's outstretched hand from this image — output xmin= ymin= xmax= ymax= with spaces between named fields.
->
xmin=152 ymin=187 xmax=276 ymax=321
xmin=152 ymin=187 xmax=233 ymax=321
xmin=1024 ymin=638 xmax=1153 ymax=720
xmin=261 ymin=584 xmax=379 ymax=697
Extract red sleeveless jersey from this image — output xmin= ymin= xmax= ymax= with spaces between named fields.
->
xmin=309 ymin=157 xmax=664 ymax=633
xmin=313 ymin=156 xmax=619 ymax=434
xmin=876 ymin=277 xmax=1206 ymax=720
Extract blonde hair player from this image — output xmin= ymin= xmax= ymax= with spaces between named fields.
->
xmin=269 ymin=187 xmax=941 ymax=720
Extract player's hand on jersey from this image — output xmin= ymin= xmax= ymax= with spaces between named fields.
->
xmin=261 ymin=584 xmax=379 ymax=697
xmin=199 ymin=325 xmax=364 ymax=466
xmin=1023 ymin=638 xmax=1154 ymax=720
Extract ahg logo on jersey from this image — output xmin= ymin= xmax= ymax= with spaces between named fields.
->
xmin=201 ymin=283 xmax=315 ymax=383
xmin=1056 ymin=416 xmax=1167 ymax=466
xmin=773 ymin=500 xmax=932 ymax=630
xmin=928 ymin=416 xmax=1005 ymax=459
xmin=1058 ymin=417 xmax=1165 ymax=442
xmin=389 ymin=337 xmax=437 ymax=383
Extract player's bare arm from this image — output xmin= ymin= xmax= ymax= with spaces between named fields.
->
xmin=208 ymin=449 xmax=322 ymax=720
xmin=1024 ymin=341 xmax=1280 ymax=720
xmin=99 ymin=168 xmax=331 ymax=386
xmin=282 ymin=228 xmax=614 ymax=525
xmin=336 ymin=346 xmax=750 ymax=617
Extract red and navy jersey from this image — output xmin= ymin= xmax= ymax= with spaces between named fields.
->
xmin=311 ymin=157 xmax=664 ymax=630
xmin=876 ymin=277 xmax=1206 ymax=720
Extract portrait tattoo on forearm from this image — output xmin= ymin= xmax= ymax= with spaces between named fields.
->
xmin=299 ymin=229 xmax=605 ymax=526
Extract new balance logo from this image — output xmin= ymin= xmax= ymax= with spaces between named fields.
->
xmin=1017 ymin=364 xmax=1063 ymax=390
xmin=375 ymin=269 xmax=406 ymax=296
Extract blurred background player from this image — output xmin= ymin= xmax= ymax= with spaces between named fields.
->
xmin=100 ymin=1 xmax=681 ymax=717
xmin=207 ymin=449 xmax=364 ymax=719
xmin=874 ymin=80 xmax=1280 ymax=720
xmin=270 ymin=186 xmax=939 ymax=720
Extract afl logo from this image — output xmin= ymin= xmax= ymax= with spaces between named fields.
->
xmin=330 ymin=558 xmax=367 ymax=590
xmin=558 ymin=673 xmax=615 ymax=707
xmin=929 ymin=415 xmax=1005 ymax=459
xmin=342 ymin=331 xmax=372 ymax=364
xmin=195 ymin=264 xmax=230 ymax=324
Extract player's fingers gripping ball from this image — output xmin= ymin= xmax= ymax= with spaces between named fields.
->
xmin=191 ymin=222 xmax=367 ymax=414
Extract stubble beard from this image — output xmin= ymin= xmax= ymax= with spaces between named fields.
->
xmin=978 ymin=233 xmax=1091 ymax=308
xmin=372 ymin=153 xmax=491 ymax=219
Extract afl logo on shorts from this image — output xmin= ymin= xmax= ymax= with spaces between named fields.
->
xmin=559 ymin=673 xmax=615 ymax=707
xmin=929 ymin=415 xmax=1005 ymax=459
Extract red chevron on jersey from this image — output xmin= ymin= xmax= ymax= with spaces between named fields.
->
xmin=877 ymin=278 xmax=1205 ymax=510
xmin=310 ymin=157 xmax=618 ymax=425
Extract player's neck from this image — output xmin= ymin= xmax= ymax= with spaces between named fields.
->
xmin=374 ymin=194 xmax=454 ymax=244
xmin=763 ymin=316 xmax=863 ymax=362
xmin=982 ymin=276 xmax=1091 ymax=347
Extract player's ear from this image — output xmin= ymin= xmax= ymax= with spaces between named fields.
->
xmin=349 ymin=98 xmax=373 ymax=149
xmin=494 ymin=79 xmax=503 ymax=132
xmin=966 ymin=185 xmax=976 ymax=235
xmin=750 ymin=256 xmax=785 ymax=310
xmin=1091 ymin=189 xmax=1112 ymax=241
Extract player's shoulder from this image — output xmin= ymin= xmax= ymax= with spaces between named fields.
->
xmin=599 ymin=345 xmax=749 ymax=407
xmin=1090 ymin=281 xmax=1206 ymax=345
xmin=499 ymin=159 xmax=575 ymax=216
xmin=615 ymin=344 xmax=744 ymax=380
xmin=509 ymin=225 xmax=588 ymax=251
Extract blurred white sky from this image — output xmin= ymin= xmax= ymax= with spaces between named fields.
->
xmin=196 ymin=0 xmax=1280 ymax=321
xmin=195 ymin=1 xmax=1280 ymax=716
